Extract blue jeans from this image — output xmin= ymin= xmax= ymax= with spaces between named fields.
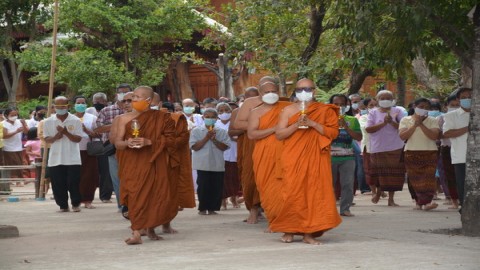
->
xmin=108 ymin=155 xmax=121 ymax=208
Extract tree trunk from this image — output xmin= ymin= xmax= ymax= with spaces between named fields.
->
xmin=217 ymin=54 xmax=226 ymax=98
xmin=175 ymin=61 xmax=193 ymax=101
xmin=348 ymin=68 xmax=373 ymax=95
xmin=396 ymin=76 xmax=406 ymax=107
xmin=299 ymin=3 xmax=326 ymax=76
xmin=412 ymin=55 xmax=442 ymax=90
xmin=461 ymin=62 xmax=473 ymax=88
xmin=462 ymin=5 xmax=480 ymax=237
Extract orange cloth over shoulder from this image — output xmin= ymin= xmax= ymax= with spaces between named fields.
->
xmin=252 ymin=101 xmax=291 ymax=221
xmin=170 ymin=113 xmax=196 ymax=208
xmin=117 ymin=110 xmax=178 ymax=230
xmin=269 ymin=102 xmax=342 ymax=234
xmin=241 ymin=133 xmax=260 ymax=210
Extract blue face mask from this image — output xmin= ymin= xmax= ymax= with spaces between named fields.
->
xmin=200 ymin=108 xmax=206 ymax=114
xmin=428 ymin=110 xmax=441 ymax=117
xmin=204 ymin=118 xmax=216 ymax=127
xmin=183 ymin=106 xmax=195 ymax=114
xmin=360 ymin=109 xmax=368 ymax=115
xmin=460 ymin=98 xmax=472 ymax=109
xmin=55 ymin=109 xmax=68 ymax=115
xmin=74 ymin=104 xmax=87 ymax=113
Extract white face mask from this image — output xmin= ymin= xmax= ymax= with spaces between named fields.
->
xmin=262 ymin=93 xmax=279 ymax=104
xmin=296 ymin=91 xmax=313 ymax=102
xmin=150 ymin=106 xmax=159 ymax=110
xmin=117 ymin=93 xmax=125 ymax=101
xmin=218 ymin=112 xmax=231 ymax=121
xmin=414 ymin=107 xmax=428 ymax=116
xmin=340 ymin=105 xmax=351 ymax=115
xmin=351 ymin=103 xmax=359 ymax=110
xmin=447 ymin=107 xmax=459 ymax=112
xmin=8 ymin=116 xmax=18 ymax=122
xmin=378 ymin=100 xmax=393 ymax=108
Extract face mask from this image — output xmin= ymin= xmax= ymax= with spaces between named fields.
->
xmin=360 ymin=109 xmax=368 ymax=116
xmin=150 ymin=106 xmax=159 ymax=110
xmin=460 ymin=98 xmax=472 ymax=109
xmin=339 ymin=106 xmax=350 ymax=115
xmin=447 ymin=106 xmax=459 ymax=113
xmin=8 ymin=116 xmax=18 ymax=122
xmin=218 ymin=112 xmax=231 ymax=121
xmin=74 ymin=104 xmax=87 ymax=113
xmin=183 ymin=106 xmax=195 ymax=114
xmin=414 ymin=107 xmax=428 ymax=116
xmin=262 ymin=93 xmax=279 ymax=104
xmin=117 ymin=93 xmax=125 ymax=101
xmin=132 ymin=98 xmax=150 ymax=112
xmin=93 ymin=103 xmax=105 ymax=111
xmin=428 ymin=110 xmax=441 ymax=117
xmin=296 ymin=91 xmax=313 ymax=102
xmin=352 ymin=103 xmax=359 ymax=110
xmin=379 ymin=100 xmax=393 ymax=108
xmin=56 ymin=109 xmax=68 ymax=116
xmin=204 ymin=118 xmax=216 ymax=127
xmin=200 ymin=108 xmax=206 ymax=114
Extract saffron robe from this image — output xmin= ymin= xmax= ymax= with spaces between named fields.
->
xmin=252 ymin=101 xmax=291 ymax=222
xmin=269 ymin=103 xmax=342 ymax=234
xmin=170 ymin=113 xmax=196 ymax=208
xmin=241 ymin=133 xmax=260 ymax=210
xmin=117 ymin=110 xmax=177 ymax=230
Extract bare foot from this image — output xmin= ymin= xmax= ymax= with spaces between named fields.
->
xmin=178 ymin=206 xmax=184 ymax=211
xmin=147 ymin=228 xmax=163 ymax=240
xmin=221 ymin=199 xmax=227 ymax=210
xmin=230 ymin=197 xmax=240 ymax=208
xmin=413 ymin=204 xmax=423 ymax=210
xmin=388 ymin=201 xmax=399 ymax=207
xmin=198 ymin=210 xmax=207 ymax=215
xmin=341 ymin=211 xmax=355 ymax=217
xmin=424 ymin=203 xmax=438 ymax=211
xmin=371 ymin=193 xmax=381 ymax=204
xmin=264 ymin=228 xmax=273 ymax=233
xmin=208 ymin=210 xmax=218 ymax=215
xmin=237 ymin=197 xmax=245 ymax=204
xmin=139 ymin=229 xmax=147 ymax=236
xmin=303 ymin=233 xmax=321 ymax=245
xmin=84 ymin=202 xmax=96 ymax=209
xmin=281 ymin=233 xmax=294 ymax=243
xmin=381 ymin=192 xmax=387 ymax=198
xmin=125 ymin=231 xmax=142 ymax=245
xmin=162 ymin=223 xmax=178 ymax=234
xmin=246 ymin=207 xmax=259 ymax=224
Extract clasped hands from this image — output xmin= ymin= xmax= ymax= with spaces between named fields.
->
xmin=297 ymin=115 xmax=318 ymax=128
xmin=127 ymin=137 xmax=149 ymax=148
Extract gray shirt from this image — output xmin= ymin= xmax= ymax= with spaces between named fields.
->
xmin=189 ymin=126 xmax=230 ymax=172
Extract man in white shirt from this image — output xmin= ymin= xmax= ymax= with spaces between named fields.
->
xmin=443 ymin=87 xmax=472 ymax=207
xmin=43 ymin=96 xmax=83 ymax=212
xmin=85 ymin=92 xmax=108 ymax=117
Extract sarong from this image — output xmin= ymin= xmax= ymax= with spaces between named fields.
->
xmin=79 ymin=151 xmax=99 ymax=202
xmin=404 ymin=150 xmax=438 ymax=205
xmin=223 ymin=161 xmax=240 ymax=199
xmin=440 ymin=146 xmax=458 ymax=200
xmin=362 ymin=149 xmax=373 ymax=186
xmin=369 ymin=148 xmax=405 ymax=191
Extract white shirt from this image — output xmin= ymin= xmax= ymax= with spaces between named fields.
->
xmin=184 ymin=113 xmax=204 ymax=131
xmin=215 ymin=120 xmax=237 ymax=162
xmin=2 ymin=120 xmax=23 ymax=152
xmin=85 ymin=107 xmax=99 ymax=117
xmin=443 ymin=108 xmax=470 ymax=164
xmin=358 ymin=114 xmax=370 ymax=153
xmin=189 ymin=126 xmax=230 ymax=172
xmin=77 ymin=113 xmax=98 ymax=151
xmin=26 ymin=118 xmax=39 ymax=129
xmin=43 ymin=113 xmax=82 ymax=166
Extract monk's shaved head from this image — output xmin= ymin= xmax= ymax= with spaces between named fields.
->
xmin=244 ymin=87 xmax=259 ymax=98
xmin=54 ymin=96 xmax=69 ymax=105
xmin=295 ymin=78 xmax=315 ymax=88
xmin=134 ymin=86 xmax=154 ymax=99
xmin=152 ymin=92 xmax=161 ymax=106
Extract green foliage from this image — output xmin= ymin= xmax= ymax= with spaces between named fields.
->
xmin=0 ymin=97 xmax=48 ymax=119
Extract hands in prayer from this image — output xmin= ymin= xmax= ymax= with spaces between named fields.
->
xmin=127 ymin=137 xmax=149 ymax=148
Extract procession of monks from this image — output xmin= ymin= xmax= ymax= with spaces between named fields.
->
xmin=113 ymin=77 xmax=341 ymax=245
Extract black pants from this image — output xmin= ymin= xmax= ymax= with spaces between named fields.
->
xmin=197 ymin=170 xmax=224 ymax=212
xmin=454 ymin=163 xmax=466 ymax=206
xmin=50 ymin=165 xmax=81 ymax=209
xmin=97 ymin=154 xmax=112 ymax=200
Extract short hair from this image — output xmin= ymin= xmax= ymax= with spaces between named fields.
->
xmin=3 ymin=108 xmax=17 ymax=117
xmin=35 ymin=105 xmax=46 ymax=112
xmin=216 ymin=102 xmax=232 ymax=111
xmin=455 ymin=87 xmax=472 ymax=99
xmin=72 ymin=95 xmax=87 ymax=103
xmin=27 ymin=127 xmax=38 ymax=140
xmin=414 ymin=97 xmax=431 ymax=106
xmin=446 ymin=94 xmax=457 ymax=105
xmin=362 ymin=98 xmax=372 ymax=107
xmin=430 ymin=102 xmax=442 ymax=111
xmin=203 ymin=107 xmax=218 ymax=117
xmin=203 ymin=97 xmax=217 ymax=105
xmin=92 ymin=92 xmax=107 ymax=102
xmin=117 ymin=83 xmax=132 ymax=92
xmin=162 ymin=102 xmax=174 ymax=112
xmin=329 ymin=94 xmax=353 ymax=116
xmin=244 ymin=87 xmax=259 ymax=95
xmin=376 ymin=90 xmax=394 ymax=99
xmin=349 ymin=93 xmax=361 ymax=100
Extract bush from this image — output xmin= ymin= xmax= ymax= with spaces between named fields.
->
xmin=0 ymin=97 xmax=49 ymax=119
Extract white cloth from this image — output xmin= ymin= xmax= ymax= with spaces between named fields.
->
xmin=443 ymin=108 xmax=470 ymax=164
xmin=26 ymin=118 xmax=39 ymax=129
xmin=85 ymin=107 xmax=99 ymax=117
xmin=77 ymin=113 xmax=98 ymax=151
xmin=215 ymin=120 xmax=237 ymax=162
xmin=438 ymin=115 xmax=451 ymax=147
xmin=358 ymin=114 xmax=370 ymax=153
xmin=189 ymin=125 xmax=230 ymax=172
xmin=2 ymin=120 xmax=23 ymax=152
xmin=184 ymin=113 xmax=204 ymax=131
xmin=43 ymin=114 xmax=82 ymax=166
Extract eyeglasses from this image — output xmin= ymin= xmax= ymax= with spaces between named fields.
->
xmin=121 ymin=99 xmax=133 ymax=104
xmin=294 ymin=87 xmax=314 ymax=93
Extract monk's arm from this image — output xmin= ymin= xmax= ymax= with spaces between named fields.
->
xmin=233 ymin=103 xmax=251 ymax=131
xmin=175 ymin=116 xmax=190 ymax=147
xmin=113 ymin=118 xmax=128 ymax=150
xmin=247 ymin=111 xmax=274 ymax=140
xmin=228 ymin=109 xmax=244 ymax=137
xmin=109 ymin=117 xmax=119 ymax=144
xmin=275 ymin=109 xmax=297 ymax=140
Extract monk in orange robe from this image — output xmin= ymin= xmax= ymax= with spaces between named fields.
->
xmin=248 ymin=81 xmax=290 ymax=224
xmin=113 ymin=86 xmax=177 ymax=245
xmin=274 ymin=78 xmax=342 ymax=245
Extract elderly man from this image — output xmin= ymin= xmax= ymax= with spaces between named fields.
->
xmin=182 ymin=98 xmax=204 ymax=130
xmin=112 ymin=86 xmax=177 ymax=245
xmin=274 ymin=78 xmax=342 ymax=244
xmin=43 ymin=96 xmax=83 ymax=212
xmin=86 ymin=92 xmax=108 ymax=117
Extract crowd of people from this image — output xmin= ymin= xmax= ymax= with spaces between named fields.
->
xmin=0 ymin=78 xmax=472 ymax=245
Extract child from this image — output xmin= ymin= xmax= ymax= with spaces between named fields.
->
xmin=189 ymin=108 xmax=230 ymax=215
xmin=24 ymin=127 xmax=41 ymax=164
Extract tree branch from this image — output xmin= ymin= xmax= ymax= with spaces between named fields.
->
xmin=300 ymin=3 xmax=327 ymax=71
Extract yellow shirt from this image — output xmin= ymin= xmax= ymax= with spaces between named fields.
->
xmin=399 ymin=116 xmax=439 ymax=151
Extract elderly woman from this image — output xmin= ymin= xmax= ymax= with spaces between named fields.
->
xmin=399 ymin=98 xmax=440 ymax=210
xmin=365 ymin=90 xmax=405 ymax=206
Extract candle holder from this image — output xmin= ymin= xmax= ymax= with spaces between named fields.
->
xmin=298 ymin=101 xmax=309 ymax=129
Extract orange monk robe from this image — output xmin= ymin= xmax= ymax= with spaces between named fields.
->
xmin=252 ymin=101 xmax=291 ymax=221
xmin=170 ymin=113 xmax=196 ymax=208
xmin=269 ymin=103 xmax=342 ymax=234
xmin=236 ymin=134 xmax=244 ymax=192
xmin=241 ymin=133 xmax=260 ymax=210
xmin=117 ymin=110 xmax=178 ymax=230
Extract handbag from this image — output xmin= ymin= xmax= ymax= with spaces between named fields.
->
xmin=87 ymin=140 xmax=116 ymax=156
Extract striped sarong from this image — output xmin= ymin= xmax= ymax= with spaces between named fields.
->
xmin=369 ymin=148 xmax=405 ymax=191
xmin=404 ymin=150 xmax=438 ymax=205
xmin=440 ymin=146 xmax=458 ymax=200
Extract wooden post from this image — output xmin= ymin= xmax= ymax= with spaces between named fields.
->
xmin=38 ymin=0 xmax=59 ymax=199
